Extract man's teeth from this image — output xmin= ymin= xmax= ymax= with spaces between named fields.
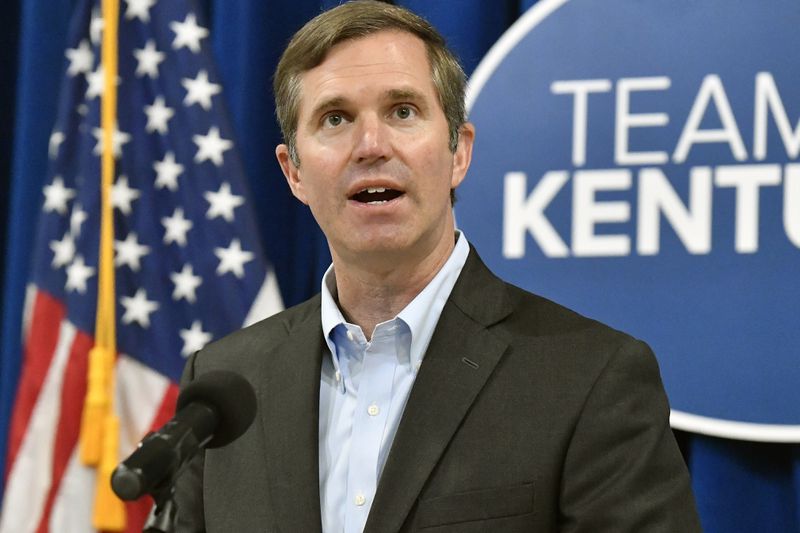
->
xmin=352 ymin=186 xmax=399 ymax=204
xmin=364 ymin=187 xmax=389 ymax=203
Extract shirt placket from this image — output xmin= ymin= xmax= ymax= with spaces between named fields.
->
xmin=343 ymin=329 xmax=396 ymax=533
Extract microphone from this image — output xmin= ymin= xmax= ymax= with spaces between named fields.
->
xmin=111 ymin=370 xmax=257 ymax=501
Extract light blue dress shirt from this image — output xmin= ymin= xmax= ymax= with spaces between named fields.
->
xmin=318 ymin=232 xmax=470 ymax=533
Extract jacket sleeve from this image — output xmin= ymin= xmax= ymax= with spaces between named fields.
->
xmin=559 ymin=339 xmax=702 ymax=532
xmin=173 ymin=351 xmax=207 ymax=533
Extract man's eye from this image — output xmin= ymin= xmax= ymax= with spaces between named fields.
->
xmin=323 ymin=113 xmax=344 ymax=127
xmin=395 ymin=105 xmax=416 ymax=120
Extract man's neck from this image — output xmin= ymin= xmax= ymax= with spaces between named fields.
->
xmin=331 ymin=233 xmax=456 ymax=339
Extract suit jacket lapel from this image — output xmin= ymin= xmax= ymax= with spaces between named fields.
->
xmin=259 ymin=297 xmax=324 ymax=533
xmin=365 ymin=249 xmax=513 ymax=533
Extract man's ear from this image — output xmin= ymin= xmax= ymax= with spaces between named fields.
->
xmin=450 ymin=122 xmax=475 ymax=189
xmin=276 ymin=144 xmax=308 ymax=205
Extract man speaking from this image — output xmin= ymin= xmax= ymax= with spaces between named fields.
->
xmin=175 ymin=1 xmax=701 ymax=531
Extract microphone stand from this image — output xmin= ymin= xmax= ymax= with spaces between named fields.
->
xmin=134 ymin=463 xmax=182 ymax=533
xmin=138 ymin=447 xmax=200 ymax=532
xmin=142 ymin=481 xmax=178 ymax=533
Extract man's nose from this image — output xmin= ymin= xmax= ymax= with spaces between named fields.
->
xmin=352 ymin=114 xmax=392 ymax=164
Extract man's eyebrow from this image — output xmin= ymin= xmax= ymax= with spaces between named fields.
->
xmin=385 ymin=88 xmax=426 ymax=103
xmin=309 ymin=96 xmax=348 ymax=120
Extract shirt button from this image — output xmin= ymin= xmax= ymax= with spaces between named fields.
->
xmin=346 ymin=330 xmax=355 ymax=341
xmin=367 ymin=404 xmax=380 ymax=416
xmin=354 ymin=493 xmax=366 ymax=506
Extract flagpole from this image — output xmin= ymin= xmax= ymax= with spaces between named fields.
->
xmin=78 ymin=0 xmax=126 ymax=529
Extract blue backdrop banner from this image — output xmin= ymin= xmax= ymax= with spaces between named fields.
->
xmin=458 ymin=0 xmax=800 ymax=442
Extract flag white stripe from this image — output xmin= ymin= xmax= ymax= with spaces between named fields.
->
xmin=21 ymin=283 xmax=37 ymax=344
xmin=243 ymin=268 xmax=284 ymax=327
xmin=0 ymin=320 xmax=77 ymax=533
xmin=115 ymin=354 xmax=172 ymax=456
xmin=47 ymin=452 xmax=95 ymax=533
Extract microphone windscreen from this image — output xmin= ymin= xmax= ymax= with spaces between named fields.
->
xmin=177 ymin=370 xmax=257 ymax=448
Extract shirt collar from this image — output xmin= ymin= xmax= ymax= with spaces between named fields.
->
xmin=396 ymin=232 xmax=469 ymax=369
xmin=320 ymin=231 xmax=470 ymax=371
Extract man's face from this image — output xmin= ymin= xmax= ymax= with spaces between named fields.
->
xmin=277 ymin=30 xmax=474 ymax=267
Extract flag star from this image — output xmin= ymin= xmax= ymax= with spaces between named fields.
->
xmin=153 ymin=151 xmax=184 ymax=190
xmin=90 ymin=8 xmax=104 ymax=45
xmin=170 ymin=14 xmax=209 ymax=53
xmin=70 ymin=204 xmax=88 ymax=236
xmin=204 ymin=182 xmax=244 ymax=221
xmin=133 ymin=39 xmax=165 ymax=78
xmin=49 ymin=131 xmax=65 ymax=159
xmin=124 ymin=0 xmax=156 ymax=22
xmin=85 ymin=66 xmax=120 ymax=100
xmin=144 ymin=96 xmax=175 ymax=134
xmin=193 ymin=127 xmax=233 ymax=166
xmin=182 ymin=70 xmax=221 ymax=110
xmin=162 ymin=207 xmax=193 ymax=246
xmin=120 ymin=288 xmax=159 ymax=328
xmin=43 ymin=176 xmax=76 ymax=215
xmin=65 ymin=255 xmax=96 ymax=293
xmin=179 ymin=320 xmax=213 ymax=357
xmin=49 ymin=233 xmax=76 ymax=268
xmin=92 ymin=123 xmax=131 ymax=158
xmin=86 ymin=67 xmax=103 ymax=99
xmin=214 ymin=239 xmax=254 ymax=278
xmin=111 ymin=175 xmax=141 ymax=215
xmin=65 ymin=39 xmax=94 ymax=77
xmin=170 ymin=264 xmax=202 ymax=303
xmin=114 ymin=232 xmax=151 ymax=271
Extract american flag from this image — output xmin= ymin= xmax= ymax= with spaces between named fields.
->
xmin=0 ymin=0 xmax=282 ymax=530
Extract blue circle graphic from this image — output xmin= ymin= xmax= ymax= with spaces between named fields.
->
xmin=458 ymin=0 xmax=800 ymax=441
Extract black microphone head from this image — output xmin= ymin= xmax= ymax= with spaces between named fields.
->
xmin=177 ymin=370 xmax=257 ymax=448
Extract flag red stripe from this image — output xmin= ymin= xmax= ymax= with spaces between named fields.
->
xmin=4 ymin=291 xmax=66 ymax=481
xmin=34 ymin=330 xmax=92 ymax=533
xmin=149 ymin=384 xmax=179 ymax=431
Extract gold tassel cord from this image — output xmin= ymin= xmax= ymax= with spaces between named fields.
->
xmin=93 ymin=415 xmax=126 ymax=531
xmin=78 ymin=347 xmax=111 ymax=464
xmin=75 ymin=0 xmax=126 ymax=529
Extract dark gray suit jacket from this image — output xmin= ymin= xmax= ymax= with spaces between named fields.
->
xmin=174 ymin=248 xmax=701 ymax=532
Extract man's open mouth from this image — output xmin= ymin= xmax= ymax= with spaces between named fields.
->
xmin=350 ymin=187 xmax=404 ymax=204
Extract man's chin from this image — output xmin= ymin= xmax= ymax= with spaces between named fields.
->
xmin=333 ymin=233 xmax=416 ymax=262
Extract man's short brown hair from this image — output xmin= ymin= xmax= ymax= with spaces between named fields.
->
xmin=273 ymin=0 xmax=467 ymax=166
